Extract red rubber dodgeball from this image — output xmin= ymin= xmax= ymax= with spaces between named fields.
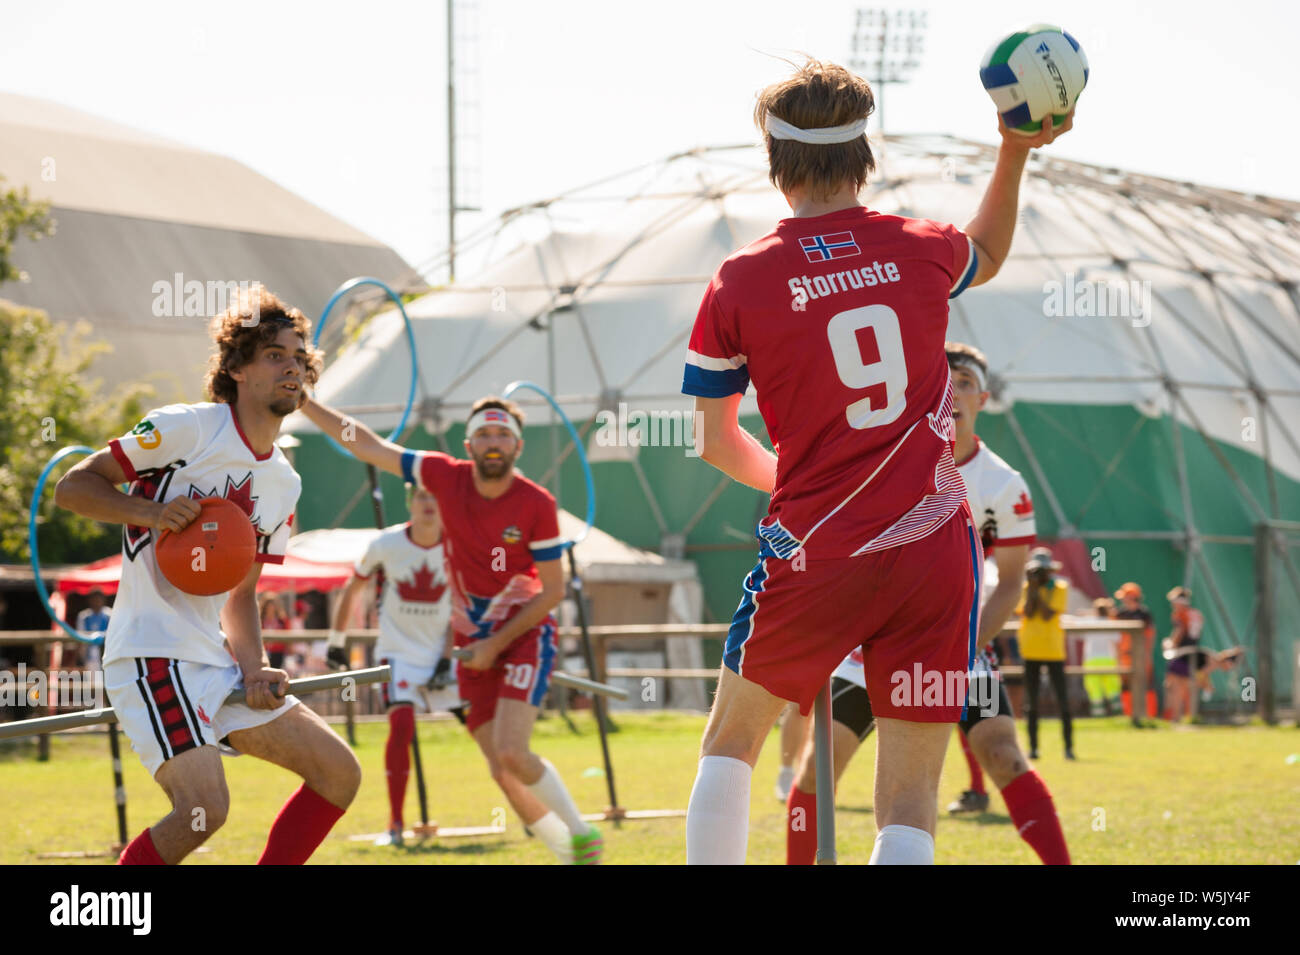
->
xmin=156 ymin=496 xmax=256 ymax=596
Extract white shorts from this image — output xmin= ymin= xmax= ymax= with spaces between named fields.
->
xmin=104 ymin=657 xmax=299 ymax=777
xmin=380 ymin=656 xmax=461 ymax=714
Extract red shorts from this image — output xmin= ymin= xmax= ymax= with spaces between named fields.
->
xmin=455 ymin=619 xmax=558 ymax=733
xmin=725 ymin=507 xmax=982 ymax=721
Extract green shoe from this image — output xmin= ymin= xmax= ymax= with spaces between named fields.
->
xmin=572 ymin=826 xmax=603 ymax=865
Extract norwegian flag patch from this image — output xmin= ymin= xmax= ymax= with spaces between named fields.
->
xmin=799 ymin=231 xmax=861 ymax=263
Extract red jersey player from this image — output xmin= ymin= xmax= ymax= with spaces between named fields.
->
xmin=300 ymin=395 xmax=603 ymax=864
xmin=784 ymin=343 xmax=1072 ymax=865
xmin=54 ymin=287 xmax=362 ymax=865
xmin=682 ymin=59 xmax=1073 ymax=864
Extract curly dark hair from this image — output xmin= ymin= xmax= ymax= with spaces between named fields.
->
xmin=205 ymin=285 xmax=324 ymax=404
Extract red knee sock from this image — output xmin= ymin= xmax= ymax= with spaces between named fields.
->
xmin=959 ymin=731 xmax=986 ymax=795
xmin=118 ymin=828 xmax=165 ymax=865
xmin=1001 ymin=770 xmax=1071 ymax=865
xmin=786 ymin=785 xmax=819 ymax=866
xmin=385 ymin=705 xmax=415 ymax=828
xmin=257 ymin=785 xmax=346 ymax=865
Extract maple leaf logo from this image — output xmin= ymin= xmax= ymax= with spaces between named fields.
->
xmin=197 ymin=705 xmax=211 ymax=726
xmin=222 ymin=473 xmax=257 ymax=520
xmin=396 ymin=562 xmax=447 ymax=603
xmin=1013 ymin=492 xmax=1034 ymax=516
xmin=187 ymin=472 xmax=261 ymax=530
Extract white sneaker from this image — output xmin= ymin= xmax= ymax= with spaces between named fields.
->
xmin=374 ymin=828 xmax=404 ymax=847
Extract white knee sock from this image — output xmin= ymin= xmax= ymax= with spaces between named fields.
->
xmin=868 ymin=824 xmax=935 ymax=865
xmin=686 ymin=755 xmax=752 ymax=865
xmin=529 ymin=810 xmax=573 ymax=863
xmin=527 ymin=758 xmax=587 ymax=835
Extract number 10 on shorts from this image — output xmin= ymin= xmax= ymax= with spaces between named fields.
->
xmin=504 ymin=662 xmax=534 ymax=690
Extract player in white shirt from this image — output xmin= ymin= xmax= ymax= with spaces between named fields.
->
xmin=328 ymin=486 xmax=459 ymax=845
xmin=53 ymin=286 xmax=362 ymax=866
xmin=785 ymin=342 xmax=1072 ymax=865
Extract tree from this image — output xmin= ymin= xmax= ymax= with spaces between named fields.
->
xmin=0 ymin=300 xmax=153 ymax=564
xmin=0 ymin=175 xmax=54 ymax=287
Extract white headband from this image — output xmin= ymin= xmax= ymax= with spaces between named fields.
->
xmin=466 ymin=408 xmax=521 ymax=440
xmin=764 ymin=113 xmax=868 ymax=144
xmin=949 ymin=356 xmax=987 ymax=393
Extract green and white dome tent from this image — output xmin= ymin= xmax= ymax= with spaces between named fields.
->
xmin=287 ymin=138 xmax=1300 ymax=716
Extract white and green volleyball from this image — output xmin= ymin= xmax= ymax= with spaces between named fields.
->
xmin=980 ymin=24 xmax=1088 ymax=135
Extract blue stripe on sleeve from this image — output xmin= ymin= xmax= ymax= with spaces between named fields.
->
xmin=530 ymin=543 xmax=566 ymax=562
xmin=682 ymin=363 xmax=750 ymax=398
xmin=401 ymin=449 xmax=417 ymax=485
xmin=949 ymin=245 xmax=979 ymax=299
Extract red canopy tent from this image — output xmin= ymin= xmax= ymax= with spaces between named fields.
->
xmin=55 ymin=551 xmax=354 ymax=596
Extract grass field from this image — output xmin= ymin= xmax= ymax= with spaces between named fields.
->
xmin=2 ymin=711 xmax=1297 ymax=864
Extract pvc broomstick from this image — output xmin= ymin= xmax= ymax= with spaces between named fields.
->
xmin=0 ymin=666 xmax=392 ymax=742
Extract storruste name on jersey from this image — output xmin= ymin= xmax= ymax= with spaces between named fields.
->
xmin=788 ymin=260 xmax=902 ymax=311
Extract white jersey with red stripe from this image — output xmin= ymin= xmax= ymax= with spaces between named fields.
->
xmin=103 ymin=402 xmax=300 ymax=668
xmin=832 ymin=434 xmax=1036 ymax=688
xmin=959 ymin=437 xmax=1036 ymax=555
xmin=355 ymin=523 xmax=452 ymax=666
xmin=682 ymin=208 xmax=978 ymax=560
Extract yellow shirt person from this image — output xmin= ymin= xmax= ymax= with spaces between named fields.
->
xmin=1017 ymin=575 xmax=1069 ymax=661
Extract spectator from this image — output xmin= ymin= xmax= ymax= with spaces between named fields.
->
xmin=286 ymin=598 xmax=311 ymax=675
xmin=74 ymin=587 xmax=112 ymax=669
xmin=1113 ymin=582 xmax=1156 ymax=727
xmin=1081 ymin=597 xmax=1121 ymax=716
xmin=1162 ymin=586 xmax=1204 ymax=722
xmin=1016 ymin=548 xmax=1074 ymax=759
xmin=259 ymin=594 xmax=290 ymax=670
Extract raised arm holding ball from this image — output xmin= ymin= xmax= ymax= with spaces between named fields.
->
xmin=681 ymin=53 xmax=1075 ymax=865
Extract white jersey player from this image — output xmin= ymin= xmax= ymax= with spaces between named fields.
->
xmin=54 ymin=287 xmax=361 ymax=866
xmin=788 ymin=342 xmax=1072 ymax=866
xmin=101 ymin=401 xmax=300 ymax=670
xmin=329 ymin=486 xmax=457 ymax=844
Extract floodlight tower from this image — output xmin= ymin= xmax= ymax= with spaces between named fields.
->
xmin=849 ymin=8 xmax=928 ymax=142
